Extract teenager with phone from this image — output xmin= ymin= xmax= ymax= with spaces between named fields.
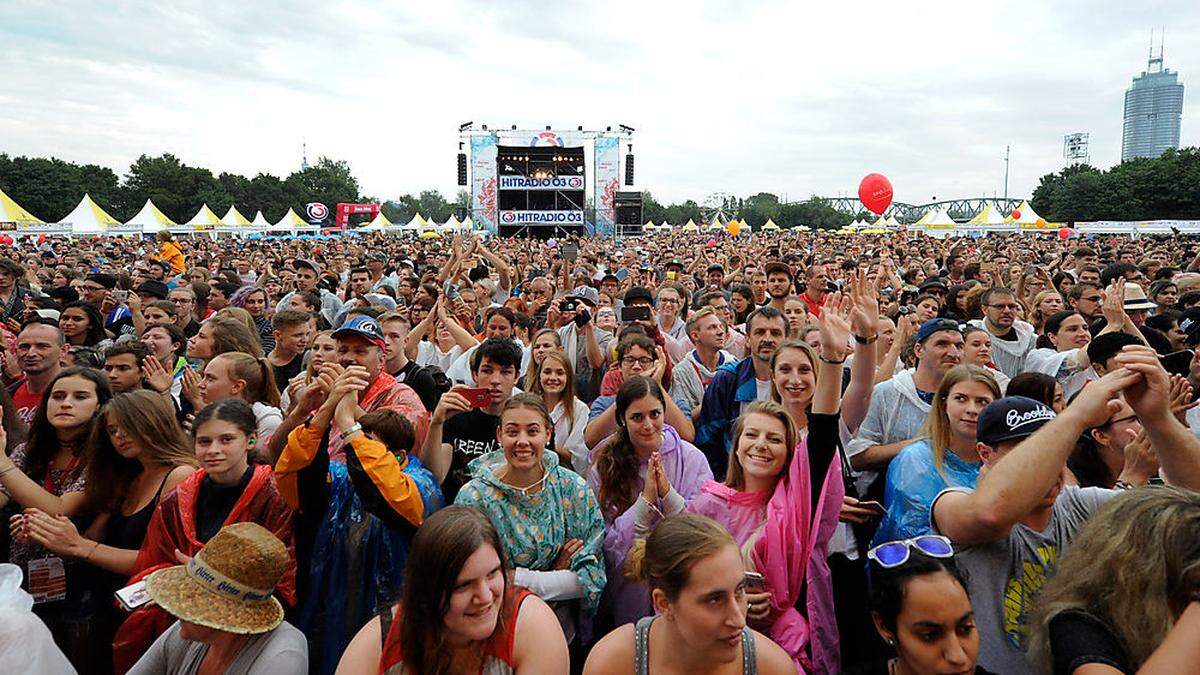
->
xmin=422 ymin=338 xmax=522 ymax=502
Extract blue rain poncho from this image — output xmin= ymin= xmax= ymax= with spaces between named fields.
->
xmin=872 ymin=438 xmax=981 ymax=546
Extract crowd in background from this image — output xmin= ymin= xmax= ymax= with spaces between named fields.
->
xmin=1 ymin=227 xmax=1199 ymax=675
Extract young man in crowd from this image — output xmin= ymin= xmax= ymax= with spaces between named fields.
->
xmin=671 ymin=307 xmax=736 ymax=413
xmin=763 ymin=262 xmax=792 ymax=313
xmin=103 ymin=341 xmax=153 ymax=394
xmin=421 ymin=337 xmax=522 ymax=502
xmin=168 ymin=286 xmax=202 ymax=338
xmin=695 ymin=306 xmax=787 ymax=476
xmin=267 ymin=309 xmax=313 ymax=388
xmin=276 ymin=258 xmax=344 ymax=326
xmin=797 ymin=261 xmax=829 ymax=317
xmin=378 ymin=311 xmax=440 ymax=412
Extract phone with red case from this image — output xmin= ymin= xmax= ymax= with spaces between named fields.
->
xmin=458 ymin=387 xmax=493 ymax=409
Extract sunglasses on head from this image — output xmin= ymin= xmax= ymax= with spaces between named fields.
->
xmin=867 ymin=535 xmax=954 ymax=568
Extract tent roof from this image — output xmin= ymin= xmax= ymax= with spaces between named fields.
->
xmin=0 ymin=188 xmax=43 ymax=225
xmin=62 ymin=193 xmax=121 ymax=234
xmin=358 ymin=211 xmax=394 ymax=231
xmin=1006 ymin=200 xmax=1044 ymax=225
xmin=271 ymin=207 xmax=308 ymax=229
xmin=185 ymin=204 xmax=223 ymax=228
xmin=251 ymin=211 xmax=271 ymax=228
xmin=220 ymin=205 xmax=252 ymax=227
xmin=923 ymin=207 xmax=957 ymax=227
xmin=126 ymin=199 xmax=176 ymax=232
xmin=967 ymin=202 xmax=1008 ymax=226
xmin=764 ymin=218 xmax=778 ymax=229
xmin=912 ymin=209 xmax=936 ymax=227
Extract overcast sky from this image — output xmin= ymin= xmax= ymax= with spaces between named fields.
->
xmin=2 ymin=1 xmax=1197 ymax=207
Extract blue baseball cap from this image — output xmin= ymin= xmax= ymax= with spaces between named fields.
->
xmin=332 ymin=315 xmax=386 ymax=349
xmin=915 ymin=318 xmax=962 ymax=344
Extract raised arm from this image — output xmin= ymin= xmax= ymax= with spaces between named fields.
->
xmin=843 ymin=271 xmax=878 ymax=430
xmin=437 ymin=300 xmax=480 ymax=350
xmin=1113 ymin=345 xmax=1200 ymax=489
xmin=933 ymin=369 xmax=1135 ymax=546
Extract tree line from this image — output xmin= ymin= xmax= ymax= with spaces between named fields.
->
xmin=1031 ymin=147 xmax=1200 ymax=222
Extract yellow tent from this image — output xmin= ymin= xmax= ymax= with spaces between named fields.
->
xmin=681 ymin=219 xmax=699 ymax=232
xmin=0 ymin=188 xmax=43 ymax=227
xmin=220 ymin=206 xmax=252 ymax=228
xmin=762 ymin=219 xmax=780 ymax=231
xmin=270 ymin=207 xmax=309 ymax=232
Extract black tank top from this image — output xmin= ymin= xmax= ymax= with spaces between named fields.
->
xmin=104 ymin=471 xmax=172 ymax=551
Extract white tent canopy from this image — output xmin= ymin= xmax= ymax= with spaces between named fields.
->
xmin=220 ymin=205 xmax=252 ymax=228
xmin=61 ymin=193 xmax=120 ymax=235
xmin=250 ymin=211 xmax=271 ymax=230
xmin=357 ymin=211 xmax=393 ymax=232
xmin=126 ymin=199 xmax=176 ymax=234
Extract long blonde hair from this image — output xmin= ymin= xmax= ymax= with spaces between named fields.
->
xmin=528 ymin=350 xmax=578 ymax=434
xmin=1030 ymin=487 xmax=1200 ymax=671
xmin=919 ymin=364 xmax=1000 ymax=476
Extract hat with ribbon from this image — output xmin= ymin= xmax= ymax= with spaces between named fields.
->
xmin=144 ymin=522 xmax=288 ymax=634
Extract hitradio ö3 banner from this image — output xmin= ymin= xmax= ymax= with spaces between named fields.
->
xmin=593 ymin=135 xmax=620 ymax=237
xmin=471 ymin=135 xmax=499 ymax=233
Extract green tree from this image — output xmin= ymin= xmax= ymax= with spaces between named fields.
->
xmin=284 ymin=157 xmax=360 ymax=219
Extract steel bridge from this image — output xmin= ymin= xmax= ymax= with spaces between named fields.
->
xmin=817 ymin=197 xmax=1026 ymax=223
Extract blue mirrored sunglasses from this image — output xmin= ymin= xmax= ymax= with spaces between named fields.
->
xmin=867 ymin=535 xmax=954 ymax=568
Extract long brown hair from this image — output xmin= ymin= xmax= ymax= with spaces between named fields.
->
xmin=918 ymin=364 xmax=1000 ymax=476
xmin=724 ymin=400 xmax=800 ymax=491
xmin=1031 ymin=487 xmax=1200 ymax=670
xmin=207 ymin=315 xmax=264 ymax=358
xmin=399 ymin=505 xmax=512 ymax=674
xmin=212 ymin=352 xmax=281 ymax=407
xmin=84 ymin=390 xmax=198 ymax=512
xmin=523 ymin=328 xmax=563 ymax=391
xmin=528 ymin=350 xmax=578 ymax=434
xmin=21 ymin=367 xmax=112 ymax=485
xmin=593 ymin=376 xmax=666 ymax=521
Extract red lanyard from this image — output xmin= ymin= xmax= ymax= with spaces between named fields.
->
xmin=44 ymin=453 xmax=79 ymax=493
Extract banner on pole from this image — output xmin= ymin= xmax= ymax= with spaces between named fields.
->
xmin=471 ymin=135 xmax=499 ymax=234
xmin=593 ymin=135 xmax=620 ymax=237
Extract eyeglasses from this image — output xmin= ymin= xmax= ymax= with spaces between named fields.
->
xmin=1080 ymin=295 xmax=1102 ymax=303
xmin=868 ymin=535 xmax=954 ymax=568
xmin=621 ymin=357 xmax=656 ymax=368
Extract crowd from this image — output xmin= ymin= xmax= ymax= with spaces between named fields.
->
xmin=0 ymin=227 xmax=1199 ymax=674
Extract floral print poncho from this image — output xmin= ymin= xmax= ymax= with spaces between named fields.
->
xmin=455 ymin=450 xmax=606 ymax=615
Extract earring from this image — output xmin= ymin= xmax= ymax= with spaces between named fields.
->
xmin=886 ymin=638 xmax=895 ymax=647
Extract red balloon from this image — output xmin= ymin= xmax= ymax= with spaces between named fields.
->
xmin=1058 ymin=227 xmax=1072 ymax=240
xmin=1011 ymin=209 xmax=1021 ymax=219
xmin=706 ymin=239 xmax=717 ymax=247
xmin=858 ymin=173 xmax=893 ymax=215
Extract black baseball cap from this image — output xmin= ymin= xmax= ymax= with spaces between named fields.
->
xmin=624 ymin=286 xmax=655 ymax=306
xmin=136 ymin=280 xmax=170 ymax=300
xmin=977 ymin=396 xmax=1056 ymax=446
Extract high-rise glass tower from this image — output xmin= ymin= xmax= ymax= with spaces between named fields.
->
xmin=1122 ymin=46 xmax=1184 ymax=161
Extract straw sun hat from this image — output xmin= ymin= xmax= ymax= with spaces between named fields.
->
xmin=145 ymin=522 xmax=288 ymax=635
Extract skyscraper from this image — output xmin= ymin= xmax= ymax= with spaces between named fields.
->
xmin=1121 ymin=43 xmax=1185 ymax=162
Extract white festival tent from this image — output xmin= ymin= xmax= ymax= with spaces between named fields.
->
xmin=250 ymin=211 xmax=272 ymax=231
xmin=438 ymin=215 xmax=464 ymax=232
xmin=183 ymin=204 xmax=223 ymax=233
xmin=399 ymin=213 xmax=426 ymax=233
xmin=356 ymin=211 xmax=393 ymax=232
xmin=220 ymin=205 xmax=253 ymax=230
xmin=269 ymin=207 xmax=312 ymax=233
xmin=125 ymin=199 xmax=176 ymax=234
xmin=60 ymin=193 xmax=121 ymax=235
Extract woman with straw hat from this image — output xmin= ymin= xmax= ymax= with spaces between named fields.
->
xmin=128 ymin=522 xmax=307 ymax=674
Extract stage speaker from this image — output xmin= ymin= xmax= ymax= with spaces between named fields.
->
xmin=625 ymin=154 xmax=634 ymax=185
xmin=615 ymin=191 xmax=643 ymax=225
xmin=457 ymin=153 xmax=467 ymax=186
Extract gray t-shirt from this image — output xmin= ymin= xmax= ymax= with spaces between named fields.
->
xmin=931 ymin=485 xmax=1116 ymax=675
xmin=128 ymin=619 xmax=308 ymax=675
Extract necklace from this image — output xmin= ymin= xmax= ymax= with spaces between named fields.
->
xmin=500 ymin=464 xmax=547 ymax=496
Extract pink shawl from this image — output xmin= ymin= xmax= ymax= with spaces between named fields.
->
xmin=750 ymin=437 xmax=844 ymax=674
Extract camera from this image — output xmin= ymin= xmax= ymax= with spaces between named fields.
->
xmin=561 ymin=298 xmax=578 ymax=313
xmin=897 ymin=304 xmax=917 ymax=316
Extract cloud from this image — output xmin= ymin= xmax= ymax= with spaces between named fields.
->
xmin=1 ymin=0 xmax=1198 ymax=207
